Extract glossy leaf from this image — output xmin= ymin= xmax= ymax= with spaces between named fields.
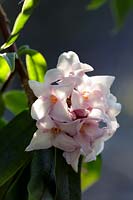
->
xmin=3 ymin=90 xmax=28 ymax=115
xmin=26 ymin=50 xmax=47 ymax=82
xmin=0 ymin=110 xmax=36 ymax=186
xmin=0 ymin=56 xmax=11 ymax=84
xmin=18 ymin=46 xmax=47 ymax=82
xmin=111 ymin=0 xmax=133 ymax=29
xmin=28 ymin=149 xmax=55 ymax=200
xmin=1 ymin=53 xmax=16 ymax=72
xmin=1 ymin=0 xmax=39 ymax=50
xmin=55 ymin=149 xmax=81 ymax=200
xmin=81 ymin=155 xmax=102 ymax=191
xmin=87 ymin=0 xmax=107 ymax=10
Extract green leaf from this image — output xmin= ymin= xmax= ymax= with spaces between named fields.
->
xmin=18 ymin=46 xmax=47 ymax=82
xmin=0 ymin=118 xmax=6 ymax=129
xmin=0 ymin=110 xmax=36 ymax=186
xmin=0 ymin=93 xmax=5 ymax=117
xmin=0 ymin=177 xmax=13 ymax=200
xmin=3 ymin=90 xmax=28 ymax=115
xmin=87 ymin=0 xmax=107 ymax=10
xmin=0 ymin=56 xmax=10 ymax=84
xmin=111 ymin=0 xmax=133 ymax=29
xmin=0 ymin=53 xmax=16 ymax=85
xmin=1 ymin=53 xmax=16 ymax=72
xmin=55 ymin=149 xmax=81 ymax=200
xmin=26 ymin=50 xmax=47 ymax=82
xmin=5 ymin=164 xmax=30 ymax=200
xmin=1 ymin=0 xmax=39 ymax=50
xmin=28 ymin=149 xmax=55 ymax=200
xmin=81 ymin=155 xmax=102 ymax=191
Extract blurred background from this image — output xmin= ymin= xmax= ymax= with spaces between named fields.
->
xmin=1 ymin=0 xmax=133 ymax=199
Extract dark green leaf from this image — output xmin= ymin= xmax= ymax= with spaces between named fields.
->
xmin=3 ymin=90 xmax=28 ymax=115
xmin=28 ymin=149 xmax=55 ymax=200
xmin=87 ymin=0 xmax=107 ymax=10
xmin=0 ymin=118 xmax=6 ymax=129
xmin=55 ymin=149 xmax=81 ymax=200
xmin=1 ymin=0 xmax=39 ymax=50
xmin=81 ymin=155 xmax=102 ymax=191
xmin=0 ymin=110 xmax=36 ymax=186
xmin=5 ymin=164 xmax=30 ymax=200
xmin=0 ymin=93 xmax=5 ymax=117
xmin=0 ymin=177 xmax=13 ymax=200
xmin=111 ymin=0 xmax=133 ymax=29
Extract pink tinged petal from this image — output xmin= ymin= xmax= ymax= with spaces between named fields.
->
xmin=90 ymin=76 xmax=115 ymax=90
xmin=50 ymin=100 xmax=71 ymax=122
xmin=83 ymin=151 xmax=96 ymax=162
xmin=74 ymin=134 xmax=92 ymax=155
xmin=104 ymin=120 xmax=119 ymax=141
xmin=73 ymin=109 xmax=88 ymax=119
xmin=75 ymin=63 xmax=94 ymax=76
xmin=36 ymin=115 xmax=55 ymax=131
xmin=59 ymin=76 xmax=82 ymax=89
xmin=45 ymin=68 xmax=64 ymax=84
xmin=84 ymin=139 xmax=104 ymax=162
xmin=89 ymin=108 xmax=105 ymax=121
xmin=80 ymin=63 xmax=94 ymax=72
xmin=52 ymin=85 xmax=73 ymax=100
xmin=31 ymin=98 xmax=50 ymax=120
xmin=107 ymin=94 xmax=121 ymax=118
xmin=55 ymin=119 xmax=80 ymax=136
xmin=25 ymin=129 xmax=52 ymax=151
xmin=57 ymin=51 xmax=80 ymax=75
xmin=29 ymin=80 xmax=45 ymax=97
xmin=71 ymin=90 xmax=84 ymax=110
xmin=53 ymin=133 xmax=78 ymax=152
xmin=63 ymin=149 xmax=81 ymax=172
xmin=108 ymin=103 xmax=121 ymax=118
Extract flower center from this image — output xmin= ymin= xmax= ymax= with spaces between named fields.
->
xmin=50 ymin=95 xmax=58 ymax=104
xmin=82 ymin=91 xmax=89 ymax=101
xmin=51 ymin=127 xmax=61 ymax=134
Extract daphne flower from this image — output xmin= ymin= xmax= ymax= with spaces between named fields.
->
xmin=26 ymin=51 xmax=121 ymax=172
xmin=26 ymin=116 xmax=79 ymax=152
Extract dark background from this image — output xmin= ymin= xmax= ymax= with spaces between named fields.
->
xmin=1 ymin=0 xmax=133 ymax=199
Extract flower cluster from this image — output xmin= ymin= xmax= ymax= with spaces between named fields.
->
xmin=26 ymin=51 xmax=121 ymax=172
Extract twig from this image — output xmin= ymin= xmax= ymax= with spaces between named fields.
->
xmin=0 ymin=4 xmax=36 ymax=105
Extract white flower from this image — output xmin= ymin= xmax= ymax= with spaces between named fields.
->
xmin=26 ymin=51 xmax=121 ymax=172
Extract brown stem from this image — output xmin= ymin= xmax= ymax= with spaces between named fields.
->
xmin=0 ymin=4 xmax=36 ymax=105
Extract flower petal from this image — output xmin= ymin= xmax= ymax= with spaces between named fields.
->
xmin=25 ymin=129 xmax=52 ymax=151
xmin=57 ymin=51 xmax=80 ymax=74
xmin=31 ymin=98 xmax=50 ymax=120
xmin=53 ymin=133 xmax=78 ymax=152
xmin=36 ymin=115 xmax=55 ymax=131
xmin=45 ymin=68 xmax=64 ymax=84
xmin=84 ymin=139 xmax=104 ymax=162
xmin=50 ymin=100 xmax=71 ymax=122
xmin=29 ymin=80 xmax=45 ymax=97
xmin=63 ymin=149 xmax=81 ymax=172
xmin=90 ymin=76 xmax=115 ymax=90
xmin=55 ymin=119 xmax=80 ymax=136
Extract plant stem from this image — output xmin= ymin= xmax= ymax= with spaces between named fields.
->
xmin=0 ymin=4 xmax=36 ymax=105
